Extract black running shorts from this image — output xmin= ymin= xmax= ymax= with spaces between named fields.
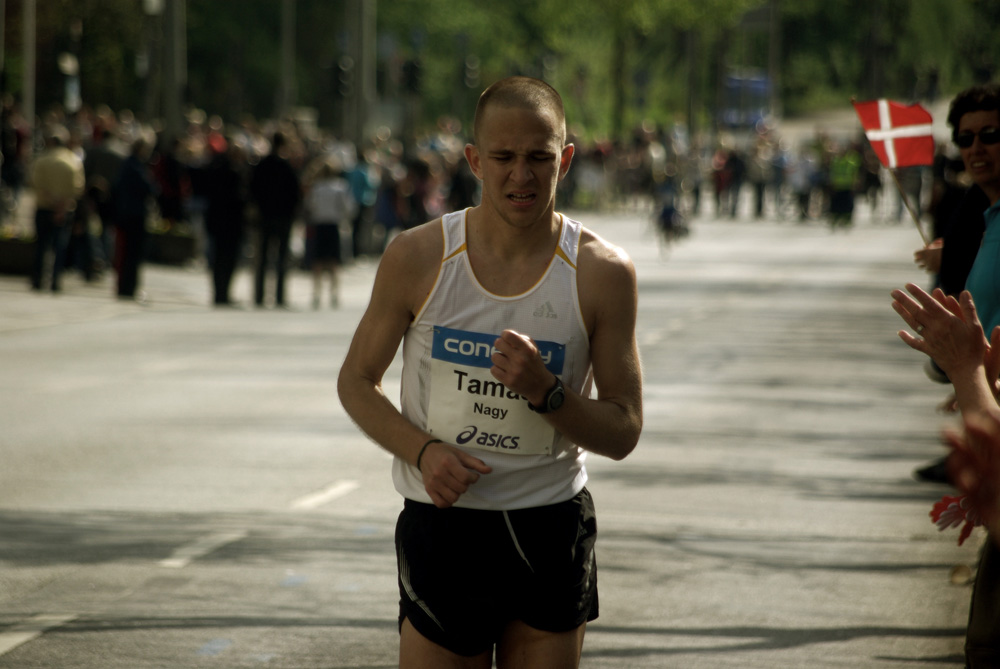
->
xmin=394 ymin=488 xmax=599 ymax=657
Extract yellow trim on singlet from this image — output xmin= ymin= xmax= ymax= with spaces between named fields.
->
xmin=445 ymin=212 xmax=574 ymax=273
xmin=443 ymin=243 xmax=467 ymax=263
xmin=555 ymin=245 xmax=575 ymax=270
xmin=444 ymin=242 xmax=570 ymax=270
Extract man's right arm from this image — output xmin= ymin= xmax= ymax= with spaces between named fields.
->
xmin=336 ymin=224 xmax=491 ymax=507
xmin=337 ymin=229 xmax=433 ymax=463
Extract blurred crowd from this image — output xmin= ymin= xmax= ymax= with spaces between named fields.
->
xmin=1 ymin=97 xmax=955 ymax=306
xmin=598 ymin=119 xmax=955 ymax=232
xmin=2 ymin=99 xmax=486 ymax=306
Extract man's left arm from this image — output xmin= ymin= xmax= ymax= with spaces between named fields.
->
xmin=492 ymin=236 xmax=643 ymax=460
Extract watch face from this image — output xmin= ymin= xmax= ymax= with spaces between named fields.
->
xmin=549 ymin=387 xmax=565 ymax=411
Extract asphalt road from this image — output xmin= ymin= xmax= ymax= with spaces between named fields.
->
xmin=0 ymin=202 xmax=981 ymax=668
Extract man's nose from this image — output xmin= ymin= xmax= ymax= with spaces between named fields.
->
xmin=511 ymin=158 xmax=533 ymax=182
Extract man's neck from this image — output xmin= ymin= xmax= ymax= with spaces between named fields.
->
xmin=467 ymin=206 xmax=559 ymax=259
xmin=464 ymin=206 xmax=561 ymax=294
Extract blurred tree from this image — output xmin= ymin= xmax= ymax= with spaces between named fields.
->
xmin=3 ymin=0 xmax=143 ymax=120
xmin=2 ymin=0 xmax=1000 ymax=144
xmin=186 ymin=1 xmax=285 ymax=124
xmin=780 ymin=0 xmax=1000 ymax=113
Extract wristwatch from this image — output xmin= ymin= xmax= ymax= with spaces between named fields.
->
xmin=528 ymin=377 xmax=565 ymax=414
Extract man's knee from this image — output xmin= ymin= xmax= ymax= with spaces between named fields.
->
xmin=495 ymin=619 xmax=585 ymax=669
xmin=399 ymin=617 xmax=492 ymax=669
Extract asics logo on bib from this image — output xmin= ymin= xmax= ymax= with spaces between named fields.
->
xmin=456 ymin=425 xmax=521 ymax=450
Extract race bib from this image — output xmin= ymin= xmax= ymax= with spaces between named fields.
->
xmin=426 ymin=326 xmax=565 ymax=456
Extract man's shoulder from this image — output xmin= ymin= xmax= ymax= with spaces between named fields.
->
xmin=375 ymin=219 xmax=445 ymax=310
xmin=573 ymin=223 xmax=637 ymax=319
xmin=384 ymin=218 xmax=444 ymax=264
xmin=378 ymin=218 xmax=444 ymax=281
xmin=576 ymin=224 xmax=634 ymax=272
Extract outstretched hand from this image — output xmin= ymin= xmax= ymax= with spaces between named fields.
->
xmin=891 ymin=284 xmax=989 ymax=379
xmin=944 ymin=413 xmax=1000 ymax=540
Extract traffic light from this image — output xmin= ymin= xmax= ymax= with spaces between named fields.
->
xmin=403 ymin=59 xmax=421 ymax=94
xmin=464 ymin=55 xmax=480 ymax=89
xmin=337 ymin=55 xmax=355 ymax=99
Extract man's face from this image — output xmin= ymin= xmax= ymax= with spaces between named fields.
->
xmin=465 ymin=103 xmax=573 ymax=229
xmin=957 ymin=109 xmax=1000 ymax=200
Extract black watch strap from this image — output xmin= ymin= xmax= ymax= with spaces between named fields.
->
xmin=527 ymin=377 xmax=564 ymax=414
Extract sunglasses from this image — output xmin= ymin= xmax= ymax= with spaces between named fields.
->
xmin=955 ymin=127 xmax=1000 ymax=148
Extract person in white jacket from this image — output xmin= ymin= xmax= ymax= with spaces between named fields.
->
xmin=304 ymin=158 xmax=357 ymax=308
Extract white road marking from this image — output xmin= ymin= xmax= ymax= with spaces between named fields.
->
xmin=158 ymin=530 xmax=249 ymax=569
xmin=290 ymin=480 xmax=360 ymax=510
xmin=156 ymin=480 xmax=360 ymax=569
xmin=0 ymin=613 xmax=77 ymax=656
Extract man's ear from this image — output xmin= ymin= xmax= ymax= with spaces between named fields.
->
xmin=558 ymin=143 xmax=575 ymax=180
xmin=464 ymin=143 xmax=483 ymax=180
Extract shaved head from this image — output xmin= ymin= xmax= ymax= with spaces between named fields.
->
xmin=473 ymin=76 xmax=566 ymax=147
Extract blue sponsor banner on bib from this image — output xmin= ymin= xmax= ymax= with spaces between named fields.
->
xmin=432 ymin=326 xmax=565 ymax=374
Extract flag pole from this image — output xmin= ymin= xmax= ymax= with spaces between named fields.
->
xmin=888 ymin=167 xmax=929 ymax=246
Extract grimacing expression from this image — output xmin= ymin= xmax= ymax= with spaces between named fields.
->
xmin=467 ymin=103 xmax=573 ymax=229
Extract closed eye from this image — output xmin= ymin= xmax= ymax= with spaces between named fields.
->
xmin=489 ymin=152 xmax=554 ymax=162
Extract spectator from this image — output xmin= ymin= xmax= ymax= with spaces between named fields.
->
xmin=346 ymin=144 xmax=380 ymax=258
xmin=747 ymin=135 xmax=773 ymax=219
xmin=203 ymin=140 xmax=248 ymax=307
xmin=827 ymin=141 xmax=862 ymax=229
xmin=29 ymin=126 xmax=85 ymax=293
xmin=2 ymin=97 xmax=30 ymax=215
xmin=83 ymin=128 xmax=126 ymax=273
xmin=303 ymin=157 xmax=356 ymax=308
xmin=249 ymin=131 xmax=301 ymax=308
xmin=113 ymin=138 xmax=156 ymax=301
xmin=945 ymin=413 xmax=1000 ymax=545
xmin=891 ymin=81 xmax=1000 ymax=667
xmin=151 ymin=137 xmax=191 ymax=232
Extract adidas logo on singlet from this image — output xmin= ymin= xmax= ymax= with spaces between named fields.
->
xmin=533 ymin=301 xmax=558 ymax=319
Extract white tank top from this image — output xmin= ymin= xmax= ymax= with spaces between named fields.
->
xmin=393 ymin=209 xmax=593 ymax=510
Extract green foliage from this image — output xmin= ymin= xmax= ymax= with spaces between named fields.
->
xmin=3 ymin=0 xmax=999 ymax=141
xmin=7 ymin=0 xmax=144 ymax=116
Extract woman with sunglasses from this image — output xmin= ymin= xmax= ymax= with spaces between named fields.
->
xmin=950 ymin=85 xmax=1000 ymax=337
xmin=913 ymin=83 xmax=1000 ymax=668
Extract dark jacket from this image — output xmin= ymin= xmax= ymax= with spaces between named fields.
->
xmin=250 ymin=153 xmax=300 ymax=221
xmin=939 ymin=185 xmax=991 ymax=297
xmin=113 ymin=154 xmax=156 ymax=226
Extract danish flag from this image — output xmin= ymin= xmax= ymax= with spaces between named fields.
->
xmin=852 ymin=99 xmax=935 ymax=169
